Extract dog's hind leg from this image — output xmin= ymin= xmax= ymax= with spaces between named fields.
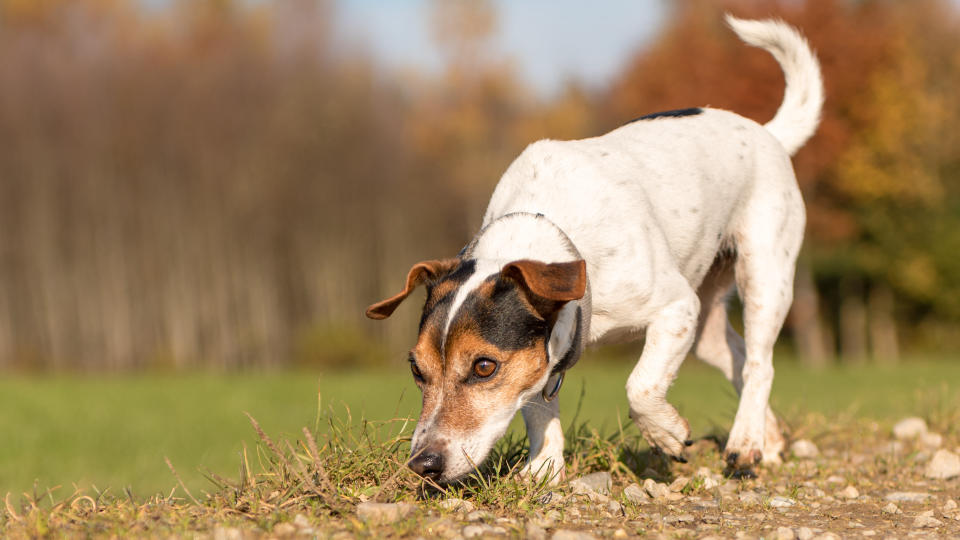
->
xmin=693 ymin=255 xmax=785 ymax=464
xmin=723 ymin=175 xmax=805 ymax=470
xmin=520 ymin=394 xmax=565 ymax=484
xmin=625 ymin=279 xmax=700 ymax=458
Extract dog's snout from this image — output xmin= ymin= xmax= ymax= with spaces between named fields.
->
xmin=408 ymin=451 xmax=444 ymax=481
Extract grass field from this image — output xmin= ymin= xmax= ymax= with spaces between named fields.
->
xmin=1 ymin=357 xmax=957 ymax=499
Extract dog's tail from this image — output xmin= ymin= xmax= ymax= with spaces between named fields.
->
xmin=726 ymin=14 xmax=824 ymax=156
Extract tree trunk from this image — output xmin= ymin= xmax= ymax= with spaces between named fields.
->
xmin=868 ymin=283 xmax=899 ymax=363
xmin=790 ymin=262 xmax=831 ymax=367
xmin=839 ymin=277 xmax=868 ymax=365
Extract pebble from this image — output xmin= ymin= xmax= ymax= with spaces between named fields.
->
xmin=623 ymin=483 xmax=649 ymax=504
xmin=944 ymin=499 xmax=958 ymax=511
xmin=884 ymin=491 xmax=931 ymax=502
xmin=612 ymin=529 xmax=628 ymax=539
xmin=355 ymin=502 xmax=416 ymax=525
xmin=466 ymin=510 xmax=494 ymax=522
xmin=663 ymin=513 xmax=694 ymax=524
xmin=810 ymin=534 xmax=840 ymax=540
xmin=551 ymin=531 xmax=598 ymax=540
xmin=292 ymin=514 xmax=311 ymax=530
xmin=213 ymin=527 xmax=244 ymax=540
xmin=739 ymin=490 xmax=762 ymax=506
xmin=769 ymin=496 xmax=797 ymax=508
xmin=924 ymin=449 xmax=960 ymax=479
xmin=892 ymin=417 xmax=928 ymax=440
xmin=643 ymin=478 xmax=670 ymax=499
xmin=669 ymin=476 xmax=689 ymax=492
xmin=838 ymin=485 xmax=859 ymax=499
xmin=463 ymin=524 xmax=507 ymax=538
xmin=272 ymin=523 xmax=297 ymax=536
xmin=881 ymin=502 xmax=902 ymax=514
xmin=913 ymin=509 xmax=943 ymax=528
xmin=439 ymin=497 xmax=476 ymax=513
xmin=525 ymin=521 xmax=548 ymax=540
xmin=570 ymin=471 xmax=612 ymax=495
xmin=773 ymin=527 xmax=796 ymax=540
xmin=825 ymin=475 xmax=844 ymax=484
xmin=796 ymin=527 xmax=814 ymax=540
xmin=606 ymin=500 xmax=623 ymax=515
xmin=791 ymin=439 xmax=819 ymax=459
xmin=921 ymin=432 xmax=943 ymax=449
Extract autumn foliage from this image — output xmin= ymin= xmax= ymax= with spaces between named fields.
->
xmin=0 ymin=0 xmax=957 ymax=370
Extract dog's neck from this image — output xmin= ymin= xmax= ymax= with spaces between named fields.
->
xmin=462 ymin=212 xmax=591 ymax=372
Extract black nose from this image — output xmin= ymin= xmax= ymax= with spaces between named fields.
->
xmin=408 ymin=451 xmax=444 ymax=480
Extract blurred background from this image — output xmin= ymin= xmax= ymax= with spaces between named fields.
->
xmin=0 ymin=0 xmax=958 ymax=494
xmin=2 ymin=0 xmax=959 ymax=374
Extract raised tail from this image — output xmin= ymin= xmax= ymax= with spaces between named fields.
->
xmin=726 ymin=14 xmax=824 ymax=156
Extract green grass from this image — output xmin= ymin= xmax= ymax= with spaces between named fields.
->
xmin=0 ymin=358 xmax=957 ymax=499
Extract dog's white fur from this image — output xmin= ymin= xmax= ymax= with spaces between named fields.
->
xmin=412 ymin=15 xmax=823 ymax=481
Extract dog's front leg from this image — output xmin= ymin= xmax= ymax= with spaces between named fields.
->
xmin=520 ymin=394 xmax=565 ymax=484
xmin=626 ymin=292 xmax=700 ymax=457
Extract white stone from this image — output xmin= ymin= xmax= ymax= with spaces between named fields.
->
xmin=892 ymin=417 xmax=928 ymax=440
xmin=790 ymin=439 xmax=819 ymax=459
xmin=463 ymin=524 xmax=506 ymax=538
xmin=884 ymin=491 xmax=931 ymax=503
xmin=739 ymin=490 xmax=762 ymax=506
xmin=881 ymin=502 xmax=901 ymax=514
xmin=769 ymin=495 xmax=797 ymax=508
xmin=669 ymin=476 xmax=689 ymax=492
xmin=551 ymin=531 xmax=598 ymax=540
xmin=944 ymin=499 xmax=958 ymax=511
xmin=913 ymin=511 xmax=943 ymax=528
xmin=796 ymin=527 xmax=814 ymax=540
xmin=439 ymin=497 xmax=476 ymax=513
xmin=642 ymin=478 xmax=670 ymax=499
xmin=924 ymin=449 xmax=960 ymax=479
xmin=356 ymin=502 xmax=416 ymax=525
xmin=838 ymin=485 xmax=859 ymax=499
xmin=773 ymin=526 xmax=796 ymax=540
xmin=623 ymin=483 xmax=649 ymax=504
xmin=570 ymin=471 xmax=612 ymax=495
xmin=921 ymin=432 xmax=943 ymax=449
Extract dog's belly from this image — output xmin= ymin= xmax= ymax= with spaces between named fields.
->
xmin=483 ymin=108 xmax=786 ymax=342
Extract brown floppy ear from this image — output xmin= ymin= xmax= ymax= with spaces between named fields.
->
xmin=501 ymin=259 xmax=587 ymax=319
xmin=366 ymin=259 xmax=459 ymax=320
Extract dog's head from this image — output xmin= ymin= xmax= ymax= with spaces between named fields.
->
xmin=366 ymin=257 xmax=586 ymax=482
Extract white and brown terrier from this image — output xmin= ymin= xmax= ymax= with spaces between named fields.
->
xmin=367 ymin=15 xmax=823 ymax=484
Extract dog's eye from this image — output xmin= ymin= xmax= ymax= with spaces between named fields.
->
xmin=472 ymin=358 xmax=498 ymax=379
xmin=409 ymin=358 xmax=424 ymax=382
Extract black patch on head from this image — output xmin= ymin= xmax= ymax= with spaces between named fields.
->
xmin=626 ymin=107 xmax=703 ymax=124
xmin=419 ymin=259 xmax=476 ymax=335
xmin=454 ymin=277 xmax=548 ymax=352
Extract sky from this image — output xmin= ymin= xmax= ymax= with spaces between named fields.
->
xmin=334 ymin=0 xmax=669 ymax=97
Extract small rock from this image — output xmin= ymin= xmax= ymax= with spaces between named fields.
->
xmin=884 ymin=491 xmax=931 ymax=503
xmin=893 ymin=417 xmax=928 ymax=440
xmin=796 ymin=527 xmax=814 ymax=540
xmin=838 ymin=485 xmax=860 ymax=499
xmin=273 ymin=523 xmax=297 ymax=536
xmin=921 ymin=432 xmax=943 ymax=449
xmin=913 ymin=510 xmax=943 ymax=528
xmin=551 ymin=531 xmax=597 ymax=540
xmin=944 ymin=499 xmax=958 ymax=511
xmin=810 ymin=534 xmax=840 ymax=540
xmin=669 ymin=476 xmax=690 ymax=492
xmin=606 ymin=500 xmax=623 ymax=515
xmin=825 ymin=475 xmax=844 ymax=484
xmin=773 ymin=526 xmax=796 ymax=540
xmin=356 ymin=502 xmax=416 ymax=525
xmin=881 ymin=502 xmax=902 ymax=514
xmin=643 ymin=478 xmax=670 ymax=499
xmin=525 ymin=521 xmax=548 ymax=540
xmin=292 ymin=514 xmax=311 ymax=529
xmin=924 ymin=449 xmax=960 ymax=479
xmin=612 ymin=529 xmax=628 ymax=539
xmin=739 ymin=490 xmax=762 ymax=506
xmin=769 ymin=496 xmax=797 ymax=508
xmin=438 ymin=498 xmax=476 ymax=513
xmin=623 ymin=483 xmax=649 ymax=504
xmin=663 ymin=513 xmax=694 ymax=524
xmin=570 ymin=471 xmax=612 ymax=495
xmin=466 ymin=510 xmax=494 ymax=522
xmin=702 ymin=476 xmax=719 ymax=490
xmin=213 ymin=527 xmax=244 ymax=540
xmin=463 ymin=524 xmax=507 ymax=538
xmin=695 ymin=466 xmax=712 ymax=478
xmin=790 ymin=439 xmax=819 ymax=459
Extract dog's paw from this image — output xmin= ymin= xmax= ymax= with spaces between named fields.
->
xmin=630 ymin=404 xmax=691 ymax=458
xmin=519 ymin=456 xmax=565 ymax=485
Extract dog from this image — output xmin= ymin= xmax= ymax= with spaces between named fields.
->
xmin=366 ymin=15 xmax=823 ymax=484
